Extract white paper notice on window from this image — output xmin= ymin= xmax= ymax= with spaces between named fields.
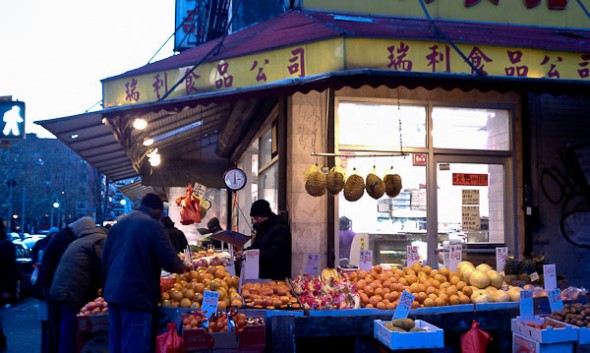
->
xmin=243 ymin=249 xmax=260 ymax=279
xmin=359 ymin=250 xmax=373 ymax=271
xmin=305 ymin=253 xmax=320 ymax=276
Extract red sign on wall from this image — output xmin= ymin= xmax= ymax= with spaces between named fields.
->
xmin=452 ymin=173 xmax=489 ymax=186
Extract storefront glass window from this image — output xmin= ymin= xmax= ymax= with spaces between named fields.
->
xmin=432 ymin=107 xmax=510 ymax=151
xmin=338 ymin=102 xmax=427 ymax=149
xmin=336 ymin=99 xmax=513 ymax=268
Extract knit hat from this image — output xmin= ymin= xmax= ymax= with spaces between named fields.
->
xmin=141 ymin=193 xmax=164 ymax=210
xmin=250 ymin=199 xmax=273 ymax=217
xmin=69 ymin=216 xmax=96 ymax=238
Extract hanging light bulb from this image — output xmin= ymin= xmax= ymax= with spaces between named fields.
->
xmin=143 ymin=137 xmax=154 ymax=146
xmin=148 ymin=148 xmax=161 ymax=166
xmin=133 ymin=118 xmax=148 ymax=130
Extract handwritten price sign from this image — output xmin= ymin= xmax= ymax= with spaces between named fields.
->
xmin=359 ymin=250 xmax=373 ymax=271
xmin=393 ymin=291 xmax=415 ymax=320
xmin=449 ymin=244 xmax=462 ymax=272
xmin=496 ymin=247 xmax=508 ymax=272
xmin=244 ymin=249 xmax=260 ymax=279
xmin=202 ymin=290 xmax=220 ymax=319
xmin=305 ymin=253 xmax=320 ymax=276
xmin=548 ymin=289 xmax=564 ymax=312
xmin=406 ymin=246 xmax=420 ymax=267
xmin=543 ymin=264 xmax=557 ymax=290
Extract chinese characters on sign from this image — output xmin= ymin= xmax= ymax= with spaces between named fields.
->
xmin=359 ymin=250 xmax=373 ymax=271
xmin=543 ymin=264 xmax=557 ymax=290
xmin=462 ymin=206 xmax=481 ymax=232
xmin=462 ymin=189 xmax=480 ymax=205
xmin=393 ymin=291 xmax=415 ymax=319
xmin=449 ymin=245 xmax=462 ymax=272
xmin=406 ymin=245 xmax=420 ymax=267
xmin=453 ymin=173 xmax=489 ymax=186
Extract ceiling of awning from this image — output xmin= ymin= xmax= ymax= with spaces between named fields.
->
xmin=117 ymin=180 xmax=167 ymax=202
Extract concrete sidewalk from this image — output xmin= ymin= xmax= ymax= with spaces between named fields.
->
xmin=1 ymin=298 xmax=41 ymax=353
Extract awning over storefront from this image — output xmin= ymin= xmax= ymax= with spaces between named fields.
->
xmin=37 ymin=8 xmax=590 ymax=189
xmin=118 ymin=180 xmax=166 ymax=202
xmin=102 ymin=9 xmax=590 ymax=108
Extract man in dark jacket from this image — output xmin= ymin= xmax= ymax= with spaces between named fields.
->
xmin=248 ymin=199 xmax=292 ymax=280
xmin=37 ymin=222 xmax=77 ymax=353
xmin=0 ymin=219 xmax=17 ymax=352
xmin=103 ymin=193 xmax=186 ymax=353
xmin=162 ymin=216 xmax=188 ymax=253
xmin=50 ymin=218 xmax=106 ymax=353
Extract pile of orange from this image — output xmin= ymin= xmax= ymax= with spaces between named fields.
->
xmin=160 ymin=265 xmax=242 ymax=310
xmin=344 ymin=262 xmax=473 ymax=309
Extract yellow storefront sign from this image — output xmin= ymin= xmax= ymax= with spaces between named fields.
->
xmin=103 ymin=37 xmax=590 ymax=108
xmin=303 ymin=0 xmax=589 ymax=29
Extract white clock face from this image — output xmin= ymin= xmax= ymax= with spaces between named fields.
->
xmin=224 ymin=168 xmax=247 ymax=191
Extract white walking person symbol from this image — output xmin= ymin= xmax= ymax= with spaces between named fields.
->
xmin=2 ymin=105 xmax=23 ymax=136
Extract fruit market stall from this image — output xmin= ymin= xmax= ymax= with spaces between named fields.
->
xmin=74 ymin=251 xmax=589 ymax=353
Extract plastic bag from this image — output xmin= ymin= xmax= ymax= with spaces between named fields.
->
xmin=460 ymin=320 xmax=492 ymax=353
xmin=156 ymin=321 xmax=184 ymax=353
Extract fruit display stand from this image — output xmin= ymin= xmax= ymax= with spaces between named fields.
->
xmin=510 ymin=316 xmax=579 ymax=353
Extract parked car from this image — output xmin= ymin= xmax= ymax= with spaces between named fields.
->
xmin=13 ymin=242 xmax=35 ymax=300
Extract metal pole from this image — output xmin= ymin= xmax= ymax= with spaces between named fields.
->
xmin=21 ymin=186 xmax=25 ymax=233
xmin=7 ymin=179 xmax=13 ymax=231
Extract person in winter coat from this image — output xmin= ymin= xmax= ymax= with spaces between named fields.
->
xmin=248 ymin=199 xmax=292 ymax=280
xmin=30 ymin=226 xmax=59 ymax=353
xmin=162 ymin=216 xmax=189 ymax=253
xmin=103 ymin=193 xmax=187 ymax=353
xmin=50 ymin=217 xmax=106 ymax=353
xmin=37 ymin=217 xmax=91 ymax=353
xmin=0 ymin=218 xmax=17 ymax=352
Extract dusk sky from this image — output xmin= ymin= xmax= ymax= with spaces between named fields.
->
xmin=0 ymin=0 xmax=177 ymax=138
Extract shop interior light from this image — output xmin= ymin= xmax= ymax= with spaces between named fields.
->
xmin=133 ymin=118 xmax=148 ymax=130
xmin=143 ymin=137 xmax=154 ymax=146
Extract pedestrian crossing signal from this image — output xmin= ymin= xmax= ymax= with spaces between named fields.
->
xmin=0 ymin=101 xmax=25 ymax=140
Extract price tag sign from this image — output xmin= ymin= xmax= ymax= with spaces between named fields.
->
xmin=393 ymin=291 xmax=415 ymax=320
xmin=520 ymin=289 xmax=534 ymax=321
xmin=359 ymin=250 xmax=373 ymax=271
xmin=202 ymin=290 xmax=220 ymax=319
xmin=496 ymin=247 xmax=508 ymax=273
xmin=449 ymin=244 xmax=462 ymax=272
xmin=406 ymin=246 xmax=420 ymax=267
xmin=529 ymin=272 xmax=540 ymax=282
xmin=548 ymin=289 xmax=563 ymax=312
xmin=305 ymin=253 xmax=320 ymax=276
xmin=543 ymin=264 xmax=557 ymax=290
xmin=243 ymin=249 xmax=260 ymax=279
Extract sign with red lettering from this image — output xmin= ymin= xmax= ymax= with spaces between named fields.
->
xmin=413 ymin=153 xmax=427 ymax=166
xmin=452 ymin=173 xmax=489 ymax=186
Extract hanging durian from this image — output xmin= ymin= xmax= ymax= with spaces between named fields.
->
xmin=326 ymin=166 xmax=345 ymax=195
xmin=384 ymin=173 xmax=402 ymax=198
xmin=343 ymin=170 xmax=364 ymax=202
xmin=304 ymin=164 xmax=326 ymax=197
xmin=366 ymin=172 xmax=385 ymax=199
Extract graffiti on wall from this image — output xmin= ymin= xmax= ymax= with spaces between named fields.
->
xmin=540 ymin=143 xmax=590 ymax=248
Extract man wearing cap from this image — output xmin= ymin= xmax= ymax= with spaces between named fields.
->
xmin=247 ymin=199 xmax=292 ymax=280
xmin=103 ymin=193 xmax=186 ymax=353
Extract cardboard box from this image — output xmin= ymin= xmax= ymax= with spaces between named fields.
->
xmin=512 ymin=333 xmax=574 ymax=353
xmin=510 ymin=316 xmax=578 ymax=343
xmin=77 ymin=314 xmax=109 ymax=334
xmin=373 ymin=319 xmax=444 ymax=350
